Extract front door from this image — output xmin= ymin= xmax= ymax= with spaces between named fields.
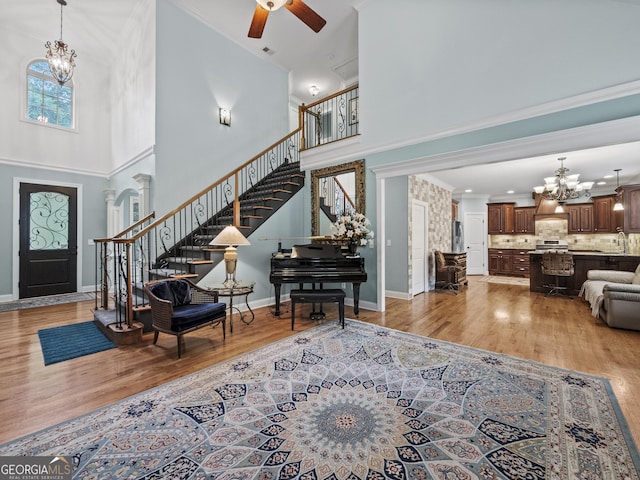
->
xmin=19 ymin=183 xmax=78 ymax=298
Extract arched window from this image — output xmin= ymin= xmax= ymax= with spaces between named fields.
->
xmin=26 ymin=60 xmax=73 ymax=128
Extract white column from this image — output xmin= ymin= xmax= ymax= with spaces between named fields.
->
xmin=104 ymin=189 xmax=117 ymax=237
xmin=133 ymin=173 xmax=151 ymax=218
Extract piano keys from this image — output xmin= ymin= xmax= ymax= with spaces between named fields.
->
xmin=269 ymin=244 xmax=367 ymax=317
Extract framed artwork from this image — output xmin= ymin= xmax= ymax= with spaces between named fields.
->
xmin=349 ymin=97 xmax=359 ymax=125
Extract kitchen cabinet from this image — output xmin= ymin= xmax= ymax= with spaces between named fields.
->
xmin=487 ymin=203 xmax=515 ymax=234
xmin=514 ymin=206 xmax=536 ymax=233
xmin=489 ymin=249 xmax=512 ymax=274
xmin=488 ymin=248 xmax=531 ymax=276
xmin=567 ymin=204 xmax=593 ymax=233
xmin=511 ymin=251 xmax=531 ymax=276
xmin=592 ymin=195 xmax=622 ymax=233
xmin=619 ymin=184 xmax=640 ymax=233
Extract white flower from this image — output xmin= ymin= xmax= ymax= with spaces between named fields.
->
xmin=330 ymin=212 xmax=373 ymax=244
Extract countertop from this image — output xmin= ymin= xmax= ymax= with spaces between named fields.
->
xmin=529 ymin=250 xmax=636 ymax=256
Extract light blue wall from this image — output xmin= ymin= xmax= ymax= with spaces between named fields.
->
xmin=359 ymin=0 xmax=640 ymax=153
xmin=154 ymin=0 xmax=290 ymax=216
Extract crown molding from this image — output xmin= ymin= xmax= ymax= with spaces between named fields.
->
xmin=371 ymin=115 xmax=640 ymax=179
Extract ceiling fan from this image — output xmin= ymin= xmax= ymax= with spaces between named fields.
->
xmin=248 ymin=0 xmax=327 ymax=39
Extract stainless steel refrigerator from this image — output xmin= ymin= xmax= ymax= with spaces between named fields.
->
xmin=452 ymin=220 xmax=464 ymax=253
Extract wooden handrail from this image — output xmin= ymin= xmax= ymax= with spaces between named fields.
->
xmin=301 ymin=83 xmax=359 ymax=111
xmin=113 ymin=212 xmax=156 ymax=239
xmin=334 ymin=177 xmax=355 ymax=211
xmin=127 ymin=128 xmax=302 ymax=243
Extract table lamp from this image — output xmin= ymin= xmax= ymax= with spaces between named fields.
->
xmin=209 ymin=225 xmax=250 ymax=287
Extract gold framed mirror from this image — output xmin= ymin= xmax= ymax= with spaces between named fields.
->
xmin=311 ymin=159 xmax=365 ymax=237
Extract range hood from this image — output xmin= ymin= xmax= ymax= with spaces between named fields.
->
xmin=534 ymin=197 xmax=569 ymax=220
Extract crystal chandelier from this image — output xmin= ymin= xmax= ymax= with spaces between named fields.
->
xmin=533 ymin=157 xmax=594 ymax=201
xmin=45 ymin=0 xmax=76 ymax=86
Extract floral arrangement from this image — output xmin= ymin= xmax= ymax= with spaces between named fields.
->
xmin=330 ymin=212 xmax=374 ymax=245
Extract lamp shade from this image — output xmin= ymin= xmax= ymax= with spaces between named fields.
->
xmin=209 ymin=225 xmax=251 ymax=246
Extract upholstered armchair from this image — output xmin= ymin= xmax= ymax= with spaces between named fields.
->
xmin=144 ymin=278 xmax=226 ymax=358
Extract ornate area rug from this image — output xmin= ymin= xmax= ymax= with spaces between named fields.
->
xmin=1 ymin=319 xmax=638 ymax=479
xmin=478 ymin=275 xmax=530 ymax=286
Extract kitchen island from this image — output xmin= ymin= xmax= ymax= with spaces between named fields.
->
xmin=529 ymin=251 xmax=640 ymax=296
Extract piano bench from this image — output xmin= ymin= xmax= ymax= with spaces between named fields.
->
xmin=290 ymin=289 xmax=345 ymax=330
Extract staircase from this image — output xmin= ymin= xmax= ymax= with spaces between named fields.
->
xmin=93 ymin=130 xmax=304 ymax=343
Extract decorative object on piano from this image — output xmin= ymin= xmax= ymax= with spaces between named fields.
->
xmin=533 ymin=157 xmax=594 ymax=201
xmin=209 ymin=225 xmax=250 ymax=287
xmin=330 ymin=212 xmax=373 ymax=255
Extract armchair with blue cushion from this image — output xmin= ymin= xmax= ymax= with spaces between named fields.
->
xmin=144 ymin=278 xmax=226 ymax=358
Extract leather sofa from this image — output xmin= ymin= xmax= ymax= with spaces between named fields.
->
xmin=579 ymin=264 xmax=640 ymax=331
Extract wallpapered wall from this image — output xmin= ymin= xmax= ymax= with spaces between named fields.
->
xmin=408 ymin=176 xmax=452 ymax=286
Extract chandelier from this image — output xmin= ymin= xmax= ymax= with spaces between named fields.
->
xmin=45 ymin=0 xmax=76 ymax=86
xmin=533 ymin=157 xmax=594 ymax=201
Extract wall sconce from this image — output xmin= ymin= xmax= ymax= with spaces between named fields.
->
xmin=219 ymin=108 xmax=231 ymax=126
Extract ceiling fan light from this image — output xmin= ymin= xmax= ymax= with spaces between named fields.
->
xmin=256 ymin=0 xmax=288 ymax=11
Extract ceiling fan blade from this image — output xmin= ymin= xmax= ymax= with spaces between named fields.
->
xmin=285 ymin=0 xmax=327 ymax=33
xmin=248 ymin=4 xmax=269 ymax=38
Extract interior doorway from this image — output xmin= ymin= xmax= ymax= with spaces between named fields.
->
xmin=18 ymin=182 xmax=78 ymax=298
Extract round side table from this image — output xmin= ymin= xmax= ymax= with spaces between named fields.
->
xmin=207 ymin=281 xmax=255 ymax=333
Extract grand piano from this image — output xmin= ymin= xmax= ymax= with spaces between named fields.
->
xmin=269 ymin=244 xmax=367 ymax=316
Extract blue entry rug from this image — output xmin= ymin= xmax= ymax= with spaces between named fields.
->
xmin=5 ymin=319 xmax=639 ymax=478
xmin=38 ymin=321 xmax=116 ymax=366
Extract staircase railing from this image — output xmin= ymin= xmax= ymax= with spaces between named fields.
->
xmin=320 ymin=176 xmax=355 ymax=218
xmin=300 ymin=84 xmax=359 ymax=150
xmin=95 ymin=129 xmax=301 ymax=329
xmin=93 ymin=212 xmax=156 ymax=312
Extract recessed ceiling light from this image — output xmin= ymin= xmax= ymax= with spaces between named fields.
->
xmin=597 ymin=181 xmax=607 ymax=185
xmin=464 ymin=189 xmax=472 ymax=193
xmin=603 ymin=174 xmax=614 ymax=179
xmin=507 ymin=190 xmax=514 ymax=194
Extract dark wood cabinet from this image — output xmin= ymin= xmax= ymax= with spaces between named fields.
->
xmin=487 ymin=203 xmax=515 ymax=234
xmin=592 ymin=195 xmax=621 ymax=233
xmin=488 ymin=248 xmax=531 ymax=276
xmin=514 ymin=206 xmax=536 ymax=233
xmin=567 ymin=204 xmax=593 ymax=233
xmin=620 ymin=184 xmax=640 ymax=233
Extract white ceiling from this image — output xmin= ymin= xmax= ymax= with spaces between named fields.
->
xmin=429 ymin=142 xmax=640 ymax=199
xmin=3 ymin=0 xmax=639 ymax=196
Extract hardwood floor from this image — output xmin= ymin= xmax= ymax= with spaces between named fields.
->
xmin=1 ymin=276 xmax=639 ymax=447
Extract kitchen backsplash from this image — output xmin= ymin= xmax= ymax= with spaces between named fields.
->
xmin=488 ymin=219 xmax=640 ymax=255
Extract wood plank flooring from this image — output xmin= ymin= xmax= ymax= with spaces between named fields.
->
xmin=1 ymin=276 xmax=639 ymax=447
